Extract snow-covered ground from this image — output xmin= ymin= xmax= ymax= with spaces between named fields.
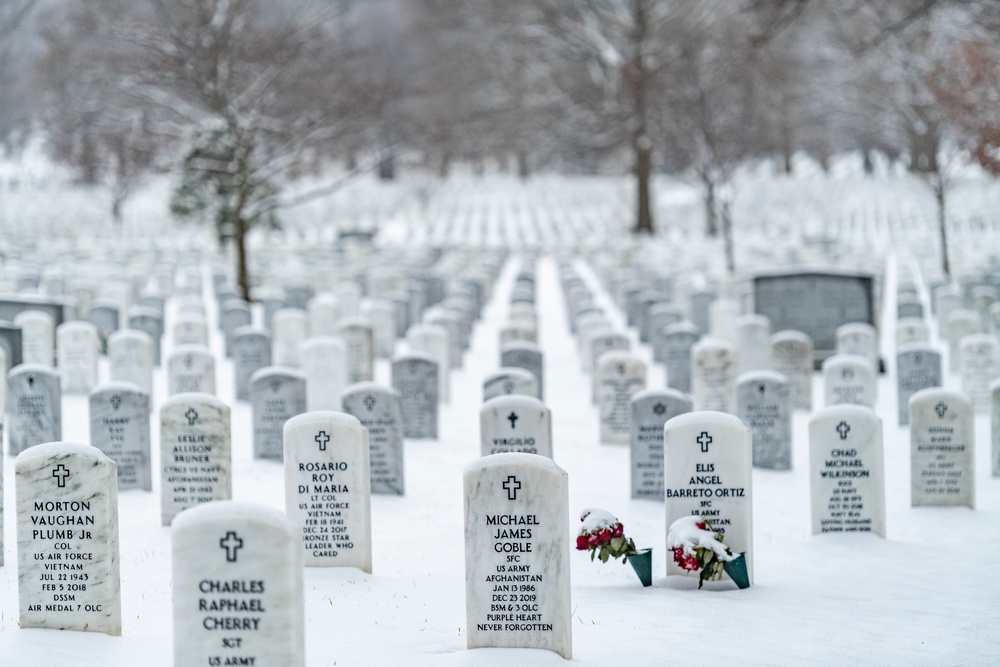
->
xmin=0 ymin=155 xmax=998 ymax=665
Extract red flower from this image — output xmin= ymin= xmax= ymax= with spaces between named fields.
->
xmin=598 ymin=529 xmax=612 ymax=544
xmin=671 ymin=546 xmax=685 ymax=563
xmin=576 ymin=534 xmax=589 ymax=551
xmin=696 ymin=521 xmax=707 ymax=530
xmin=588 ymin=532 xmax=602 ymax=547
xmin=682 ymin=555 xmax=699 ymax=571
xmin=612 ymin=523 xmax=624 ymax=538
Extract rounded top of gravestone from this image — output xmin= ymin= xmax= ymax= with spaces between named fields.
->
xmin=108 ymin=328 xmax=154 ymax=345
xmin=664 ymin=321 xmax=701 ymax=336
xmin=692 ymin=336 xmax=736 ymax=353
xmin=737 ymin=313 xmax=771 ymax=328
xmin=273 ymin=307 xmax=308 ymax=320
xmin=170 ymin=344 xmax=213 ymax=356
xmin=161 ymin=392 xmax=229 ymax=411
xmin=89 ymin=298 xmax=120 ymax=310
xmin=14 ymin=309 xmax=54 ymax=324
xmin=501 ymin=340 xmax=540 ymax=354
xmin=631 ymin=387 xmax=691 ymax=403
xmin=649 ymin=303 xmax=682 ymax=316
xmin=485 ymin=367 xmax=537 ymax=382
xmin=502 ymin=321 xmax=536 ymax=333
xmin=170 ymin=500 xmax=293 ymax=532
xmin=342 ymin=381 xmax=400 ymax=398
xmin=946 ymin=308 xmax=979 ymax=323
xmin=58 ymin=319 xmax=99 ymax=333
xmin=9 ymin=362 xmax=58 ymax=377
xmin=221 ymin=300 xmax=251 ymax=313
xmin=89 ymin=380 xmax=144 ymax=397
xmin=391 ymin=351 xmax=435 ymax=365
xmin=285 ymin=410 xmax=362 ymax=433
xmin=822 ymin=353 xmax=873 ymax=371
xmin=175 ymin=311 xmax=207 ymax=324
xmin=482 ymin=393 xmax=547 ymax=412
xmin=770 ymin=329 xmax=812 ymax=345
xmin=959 ymin=332 xmax=999 ymax=348
xmin=836 ymin=322 xmax=876 ymax=335
xmin=809 ymin=403 xmax=879 ymax=426
xmin=897 ymin=341 xmax=937 ymax=354
xmin=909 ymin=386 xmax=970 ymax=408
xmin=736 ymin=370 xmax=788 ymax=386
xmin=249 ymin=366 xmax=306 ymax=384
xmin=336 ymin=316 xmax=372 ymax=330
xmin=15 ymin=441 xmax=112 ymax=467
xmin=463 ymin=451 xmax=565 ymax=476
xmin=234 ymin=325 xmax=271 ymax=338
xmin=127 ymin=305 xmax=161 ymax=320
xmin=664 ymin=410 xmax=746 ymax=432
xmin=301 ymin=335 xmax=345 ymax=350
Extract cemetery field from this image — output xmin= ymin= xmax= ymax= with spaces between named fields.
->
xmin=0 ymin=163 xmax=999 ymax=665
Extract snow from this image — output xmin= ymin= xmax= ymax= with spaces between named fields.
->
xmin=578 ymin=508 xmax=619 ymax=535
xmin=0 ymin=161 xmax=999 ymax=665
xmin=666 ymin=516 xmax=735 ymax=562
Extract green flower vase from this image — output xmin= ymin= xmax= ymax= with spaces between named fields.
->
xmin=722 ymin=553 xmax=751 ymax=589
xmin=627 ymin=548 xmax=653 ymax=587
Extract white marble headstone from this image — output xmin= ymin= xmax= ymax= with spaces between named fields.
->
xmin=992 ymin=378 xmax=1000 ymax=477
xmin=769 ymin=330 xmax=813 ymax=410
xmin=823 ymin=354 xmax=875 ymax=408
xmin=173 ymin=314 xmax=209 ymax=347
xmin=391 ymin=354 xmax=439 ymax=439
xmin=171 ymin=501 xmax=304 ymax=666
xmin=364 ymin=299 xmax=397 ymax=359
xmin=250 ymin=368 xmax=307 ymax=460
xmin=7 ymin=363 xmax=62 ymax=455
xmin=480 ymin=395 xmax=552 ymax=458
xmin=630 ymin=388 xmax=693 ymax=500
xmin=342 ymin=383 xmax=405 ymax=495
xmin=160 ymin=393 xmax=232 ymax=525
xmin=15 ymin=310 xmax=54 ymax=367
xmin=663 ymin=321 xmax=701 ymax=394
xmin=736 ymin=371 xmax=792 ymax=470
xmin=909 ymin=388 xmax=975 ymax=508
xmin=272 ymin=308 xmax=308 ymax=368
xmin=663 ymin=411 xmax=753 ymax=585
xmin=896 ymin=317 xmax=929 ymax=348
xmin=737 ymin=314 xmax=771 ymax=374
xmin=233 ymin=326 xmax=272 ymax=402
xmin=336 ymin=317 xmax=375 ymax=385
xmin=596 ymin=351 xmax=646 ymax=444
xmin=283 ymin=411 xmax=372 ymax=570
xmin=301 ymin=336 xmax=348 ymax=412
xmin=959 ymin=333 xmax=999 ymax=412
xmin=836 ymin=322 xmax=878 ymax=371
xmin=808 ymin=405 xmax=886 ymax=537
xmin=89 ymin=382 xmax=151 ymax=491
xmin=56 ymin=321 xmax=99 ymax=394
xmin=483 ymin=367 xmax=540 ymax=403
xmin=16 ymin=442 xmax=121 ymax=635
xmin=896 ymin=344 xmax=942 ymax=426
xmin=108 ymin=329 xmax=154 ymax=401
xmin=406 ymin=323 xmax=450 ymax=403
xmin=167 ymin=345 xmax=216 ymax=396
xmin=464 ymin=453 xmax=571 ymax=659
xmin=946 ymin=309 xmax=981 ymax=372
xmin=691 ymin=338 xmax=737 ymax=413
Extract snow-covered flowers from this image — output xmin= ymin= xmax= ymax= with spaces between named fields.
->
xmin=667 ymin=515 xmax=736 ymax=589
xmin=576 ymin=508 xmax=638 ymax=563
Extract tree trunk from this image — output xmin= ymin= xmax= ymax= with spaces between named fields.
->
xmin=722 ymin=200 xmax=735 ymax=274
xmin=378 ymin=153 xmax=395 ymax=180
xmin=517 ymin=151 xmax=530 ymax=180
xmin=703 ymin=174 xmax=718 ymax=237
xmin=235 ymin=214 xmax=251 ymax=302
xmin=633 ymin=143 xmax=653 ymax=234
xmin=935 ymin=176 xmax=951 ymax=279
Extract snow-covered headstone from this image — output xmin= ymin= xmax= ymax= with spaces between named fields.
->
xmin=15 ymin=310 xmax=54 ymax=367
xmin=7 ymin=363 xmax=61 ymax=455
xmin=167 ymin=345 xmax=216 ymax=396
xmin=896 ymin=344 xmax=942 ymax=426
xmin=171 ymin=502 xmax=303 ymax=666
xmin=960 ymin=333 xmax=999 ymax=412
xmin=500 ymin=342 xmax=544 ymax=401
xmin=336 ymin=317 xmax=374 ymax=385
xmin=909 ymin=388 xmax=974 ymax=508
xmin=342 ymin=382 xmax=405 ymax=495
xmin=300 ymin=336 xmax=347 ymax=412
xmin=823 ymin=354 xmax=875 ymax=407
xmin=691 ymin=338 xmax=737 ymax=413
xmin=596 ymin=351 xmax=646 ymax=444
xmin=391 ymin=354 xmax=439 ymax=439
xmin=56 ymin=321 xmax=99 ymax=394
xmin=736 ymin=371 xmax=792 ymax=470
xmin=630 ymin=388 xmax=692 ymax=500
xmin=663 ymin=322 xmax=701 ymax=393
xmin=89 ymin=382 xmax=150 ymax=491
xmin=108 ymin=329 xmax=154 ymax=401
xmin=483 ymin=367 xmax=540 ymax=403
xmin=17 ymin=442 xmax=120 ymax=635
xmin=283 ymin=412 xmax=371 ymax=570
xmin=272 ymin=308 xmax=308 ymax=368
xmin=250 ymin=367 xmax=306 ymax=460
xmin=160 ymin=393 xmax=232 ymax=526
xmin=480 ymin=394 xmax=552 ymax=458
xmin=769 ymin=330 xmax=813 ymax=410
xmin=664 ymin=411 xmax=753 ymax=584
xmin=737 ymin=314 xmax=771 ymax=374
xmin=808 ymin=404 xmax=885 ymax=537
xmin=233 ymin=326 xmax=271 ymax=401
xmin=463 ymin=453 xmax=572 ymax=659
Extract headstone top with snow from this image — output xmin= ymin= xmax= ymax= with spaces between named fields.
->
xmin=89 ymin=382 xmax=151 ymax=491
xmin=171 ymin=501 xmax=304 ymax=667
xmin=341 ymin=382 xmax=405 ymax=495
xmin=483 ymin=367 xmax=540 ymax=403
xmin=480 ymin=394 xmax=552 ymax=458
xmin=250 ymin=367 xmax=307 ymax=460
xmin=909 ymin=388 xmax=975 ymax=508
xmin=463 ymin=453 xmax=572 ymax=659
xmin=630 ymin=388 xmax=693 ymax=500
xmin=808 ymin=404 xmax=886 ymax=537
xmin=16 ymin=442 xmax=121 ymax=635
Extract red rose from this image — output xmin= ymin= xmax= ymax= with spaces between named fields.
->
xmin=671 ymin=546 xmax=685 ymax=565
xmin=612 ymin=523 xmax=624 ymax=538
xmin=576 ymin=534 xmax=589 ymax=550
xmin=588 ymin=532 xmax=602 ymax=547
xmin=696 ymin=521 xmax=707 ymax=530
xmin=682 ymin=554 xmax=699 ymax=571
xmin=598 ymin=529 xmax=612 ymax=543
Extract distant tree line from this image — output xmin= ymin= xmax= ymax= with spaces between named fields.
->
xmin=0 ymin=0 xmax=997 ymax=253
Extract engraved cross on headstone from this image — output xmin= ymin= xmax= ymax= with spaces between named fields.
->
xmin=364 ymin=395 xmax=376 ymax=411
xmin=185 ymin=408 xmax=199 ymax=425
xmin=836 ymin=421 xmax=851 ymax=440
xmin=935 ymin=402 xmax=948 ymax=418
xmin=315 ymin=430 xmax=330 ymax=451
xmin=52 ymin=464 xmax=70 ymax=488
xmin=697 ymin=431 xmax=712 ymax=453
xmin=507 ymin=412 xmax=519 ymax=428
xmin=110 ymin=395 xmax=122 ymax=410
xmin=502 ymin=475 xmax=521 ymax=500
xmin=220 ymin=531 xmax=244 ymax=562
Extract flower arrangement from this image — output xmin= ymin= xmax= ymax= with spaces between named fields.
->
xmin=575 ymin=508 xmax=638 ymax=563
xmin=667 ymin=515 xmax=738 ymax=589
